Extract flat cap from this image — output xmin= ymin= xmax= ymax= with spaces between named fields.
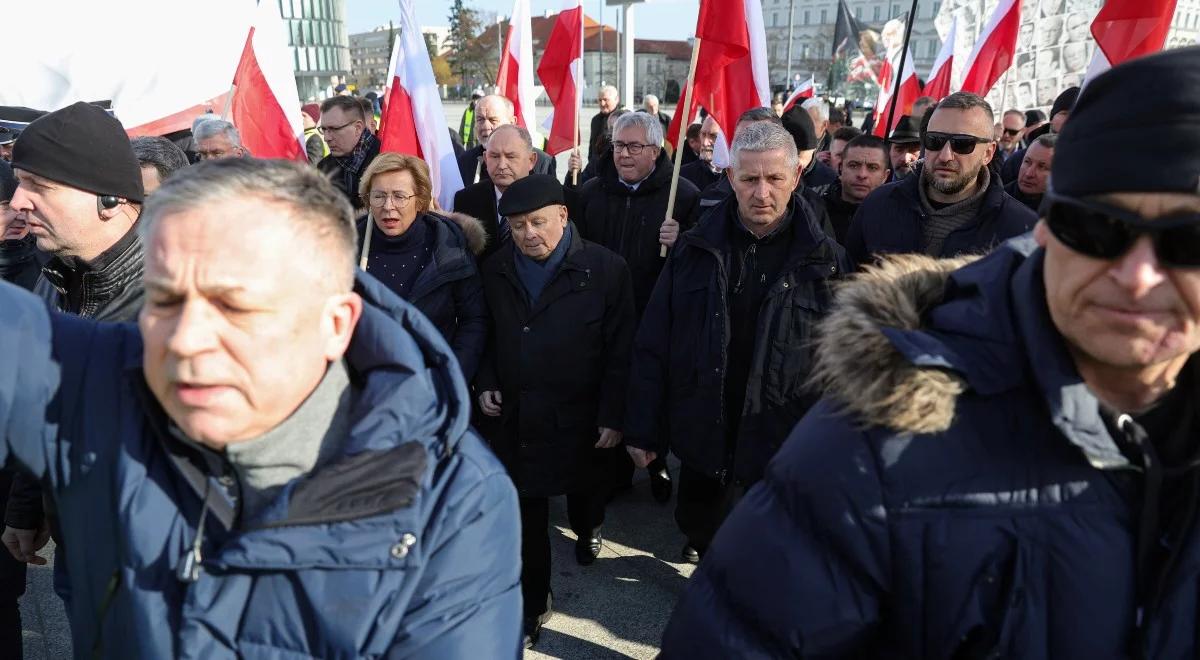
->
xmin=497 ymin=174 xmax=564 ymax=217
xmin=1053 ymin=46 xmax=1200 ymax=197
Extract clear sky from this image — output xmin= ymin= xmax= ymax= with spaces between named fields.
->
xmin=346 ymin=0 xmax=699 ymax=40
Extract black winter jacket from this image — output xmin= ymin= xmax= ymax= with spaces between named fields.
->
xmin=357 ymin=212 xmax=489 ymax=381
xmin=0 ymin=236 xmax=43 ymax=292
xmin=476 ymin=226 xmax=636 ymax=497
xmin=662 ymin=239 xmax=1200 ymax=658
xmin=572 ymin=149 xmax=700 ymax=315
xmin=845 ymin=164 xmax=1037 ymax=266
xmin=624 ymin=194 xmax=850 ymax=485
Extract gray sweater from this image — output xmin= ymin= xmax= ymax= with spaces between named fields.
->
xmin=918 ymin=166 xmax=991 ymax=257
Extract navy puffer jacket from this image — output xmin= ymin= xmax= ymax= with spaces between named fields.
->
xmin=0 ymin=272 xmax=522 ymax=658
xmin=662 ymin=237 xmax=1200 ymax=658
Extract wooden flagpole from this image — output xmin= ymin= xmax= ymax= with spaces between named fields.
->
xmin=662 ymin=36 xmax=702 ymax=258
xmin=572 ymin=3 xmax=583 ymax=187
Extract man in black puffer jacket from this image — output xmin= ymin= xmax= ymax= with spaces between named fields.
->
xmin=572 ymin=111 xmax=700 ymax=502
xmin=624 ymin=121 xmax=849 ymax=564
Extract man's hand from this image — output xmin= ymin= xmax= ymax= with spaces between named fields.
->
xmin=2 ymin=523 xmax=50 ymax=565
xmin=816 ymin=150 xmax=832 ymax=165
xmin=568 ymin=149 xmax=582 ymax=174
xmin=595 ymin=427 xmax=623 ymax=449
xmin=659 ymin=217 xmax=680 ymax=250
xmin=478 ymin=391 xmax=503 ymax=417
xmin=626 ymin=446 xmax=657 ymax=468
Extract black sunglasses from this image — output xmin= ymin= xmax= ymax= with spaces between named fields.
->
xmin=1002 ymin=127 xmax=1022 ymax=137
xmin=923 ymin=131 xmax=993 ymax=155
xmin=1044 ymin=191 xmax=1200 ymax=268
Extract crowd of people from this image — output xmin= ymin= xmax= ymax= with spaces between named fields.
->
xmin=0 ymin=43 xmax=1198 ymax=658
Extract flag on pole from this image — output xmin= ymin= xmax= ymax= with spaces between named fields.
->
xmin=379 ymin=0 xmax=465 ymax=210
xmin=871 ymin=41 xmax=921 ymax=137
xmin=959 ymin=0 xmax=1021 ymax=97
xmin=781 ymin=75 xmax=815 ymax=113
xmin=229 ymin=0 xmax=305 ymax=160
xmin=831 ymin=0 xmax=867 ymax=58
xmin=665 ymin=0 xmax=770 ymax=151
xmin=497 ymin=0 xmax=538 ymax=137
xmin=1083 ymin=0 xmax=1179 ymax=86
xmin=537 ymin=0 xmax=584 ymax=155
xmin=924 ymin=16 xmax=958 ymax=101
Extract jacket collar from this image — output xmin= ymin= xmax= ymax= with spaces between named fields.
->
xmin=892 ymin=162 xmax=1008 ymax=221
xmin=41 ymin=226 xmax=144 ymax=315
xmin=687 ymin=192 xmax=833 ymax=263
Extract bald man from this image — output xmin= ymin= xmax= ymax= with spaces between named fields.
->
xmin=457 ymin=95 xmax=556 ymax=186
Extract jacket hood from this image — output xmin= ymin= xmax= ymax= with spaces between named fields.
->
xmin=809 ymin=253 xmax=976 ymax=434
xmin=438 ymin=211 xmax=488 ymax=256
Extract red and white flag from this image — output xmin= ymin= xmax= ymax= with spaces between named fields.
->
xmin=497 ymin=0 xmax=538 ymax=136
xmin=537 ymin=0 xmax=584 ymax=155
xmin=665 ymin=0 xmax=769 ymax=153
xmin=1083 ymin=0 xmax=1178 ymax=86
xmin=959 ymin=0 xmax=1020 ymax=96
xmin=924 ymin=16 xmax=958 ymax=102
xmin=781 ymin=75 xmax=814 ymax=113
xmin=229 ymin=0 xmax=305 ymax=160
xmin=379 ymin=0 xmax=464 ymax=210
xmin=872 ymin=43 xmax=921 ymax=137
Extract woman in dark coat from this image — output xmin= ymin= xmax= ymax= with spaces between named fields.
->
xmin=357 ymin=153 xmax=488 ymax=380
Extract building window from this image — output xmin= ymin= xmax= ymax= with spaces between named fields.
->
xmin=892 ymin=4 xmax=900 ymax=17
xmin=932 ymin=1 xmax=942 ymax=17
xmin=820 ymin=9 xmax=827 ymax=23
xmin=804 ymin=9 xmax=810 ymax=24
xmin=855 ymin=7 xmax=862 ymax=19
xmin=771 ymin=12 xmax=778 ymax=27
xmin=873 ymin=6 xmax=880 ymax=21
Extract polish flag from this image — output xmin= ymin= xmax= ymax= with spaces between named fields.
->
xmin=665 ymin=0 xmax=770 ymax=151
xmin=871 ymin=45 xmax=921 ymax=137
xmin=781 ymin=75 xmax=815 ymax=113
xmin=1083 ymin=0 xmax=1178 ymax=86
xmin=959 ymin=0 xmax=1021 ymax=96
xmin=924 ymin=17 xmax=958 ymax=102
xmin=537 ymin=0 xmax=584 ymax=155
xmin=497 ymin=0 xmax=538 ymax=137
xmin=379 ymin=0 xmax=464 ymax=210
xmin=229 ymin=0 xmax=305 ymax=160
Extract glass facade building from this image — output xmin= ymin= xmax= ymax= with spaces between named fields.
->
xmin=279 ymin=0 xmax=351 ymax=102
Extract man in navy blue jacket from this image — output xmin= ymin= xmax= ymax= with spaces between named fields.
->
xmin=0 ymin=158 xmax=522 ymax=658
xmin=845 ymin=92 xmax=1036 ymax=266
xmin=661 ymin=46 xmax=1200 ymax=659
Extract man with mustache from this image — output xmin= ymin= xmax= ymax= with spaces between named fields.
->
xmin=846 ymin=92 xmax=1036 ymax=266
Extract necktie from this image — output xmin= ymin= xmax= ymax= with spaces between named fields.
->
xmin=499 ymin=215 xmax=512 ymax=244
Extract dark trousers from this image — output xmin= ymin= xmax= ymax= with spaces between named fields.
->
xmin=0 ymin=471 xmax=27 ymax=660
xmin=519 ymin=491 xmax=606 ymax=620
xmin=674 ymin=464 xmax=746 ymax=556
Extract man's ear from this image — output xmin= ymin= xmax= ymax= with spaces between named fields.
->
xmin=1033 ymin=219 xmax=1050 ymax=247
xmin=322 ymin=292 xmax=363 ymax=362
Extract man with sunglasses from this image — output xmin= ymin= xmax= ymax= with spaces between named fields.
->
xmin=659 ymin=47 xmax=1200 ymax=658
xmin=316 ymin=95 xmax=381 ymax=211
xmin=996 ymin=109 xmax=1026 ymax=163
xmin=845 ymin=92 xmax=1036 ymax=266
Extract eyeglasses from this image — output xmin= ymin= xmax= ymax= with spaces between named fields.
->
xmin=923 ymin=132 xmax=994 ymax=155
xmin=1044 ymin=191 xmax=1200 ymax=268
xmin=317 ymin=120 xmax=358 ymax=135
xmin=612 ymin=141 xmax=654 ymax=155
xmin=1002 ymin=128 xmax=1022 ymax=137
xmin=368 ymin=191 xmax=418 ymax=208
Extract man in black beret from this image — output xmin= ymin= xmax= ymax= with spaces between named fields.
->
xmin=3 ymin=101 xmax=146 ymax=612
xmin=474 ymin=173 xmax=636 ymax=649
xmin=845 ymin=92 xmax=1036 ymax=266
xmin=660 ymin=45 xmax=1200 ymax=659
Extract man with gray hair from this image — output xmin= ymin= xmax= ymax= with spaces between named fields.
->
xmin=0 ymin=158 xmax=522 ymax=656
xmin=846 ymin=91 xmax=1036 ymax=266
xmin=573 ymin=109 xmax=700 ymax=502
xmin=590 ymin=85 xmax=620 ymax=158
xmin=642 ymin=93 xmax=671 ymax=138
xmin=192 ymin=118 xmax=247 ymax=160
xmin=800 ymin=98 xmax=839 ymax=188
xmin=131 ymin=136 xmax=190 ymax=195
xmin=624 ymin=120 xmax=849 ymax=563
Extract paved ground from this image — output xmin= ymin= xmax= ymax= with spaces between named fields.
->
xmin=20 ymin=461 xmax=693 ymax=659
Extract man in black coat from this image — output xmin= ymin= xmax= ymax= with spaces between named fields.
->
xmin=678 ymin=116 xmax=723 ymax=193
xmin=452 ymin=124 xmax=541 ymax=262
xmin=589 ymin=85 xmax=620 ymax=159
xmin=456 ymin=95 xmax=556 ymax=187
xmin=846 ymin=92 xmax=1037 ymax=266
xmin=0 ymin=161 xmax=41 ymax=292
xmin=812 ymin=134 xmax=891 ymax=244
xmin=316 ymin=96 xmax=380 ymax=211
xmin=624 ymin=121 xmax=850 ymax=564
xmin=572 ymin=111 xmax=700 ymax=501
xmin=475 ymin=174 xmax=635 ymax=649
xmin=1004 ymin=133 xmax=1055 ymax=212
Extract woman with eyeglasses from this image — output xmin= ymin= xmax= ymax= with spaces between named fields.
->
xmin=357 ymin=153 xmax=489 ymax=380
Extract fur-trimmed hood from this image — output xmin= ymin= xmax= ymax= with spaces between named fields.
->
xmin=809 ymin=253 xmax=979 ymax=435
xmin=439 ymin=211 xmax=488 ymax=257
